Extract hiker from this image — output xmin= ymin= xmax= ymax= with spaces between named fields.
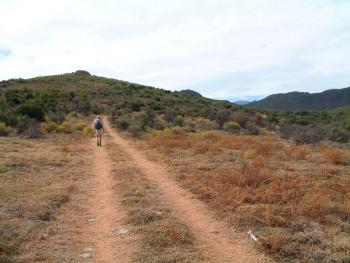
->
xmin=93 ymin=116 xmax=104 ymax=146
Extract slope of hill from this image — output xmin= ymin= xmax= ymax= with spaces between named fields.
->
xmin=249 ymin=87 xmax=350 ymax=111
xmin=0 ymin=71 xmax=244 ymax=133
xmin=1 ymin=71 xmax=350 ymax=144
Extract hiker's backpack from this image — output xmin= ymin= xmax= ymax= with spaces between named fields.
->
xmin=95 ymin=120 xmax=103 ymax=130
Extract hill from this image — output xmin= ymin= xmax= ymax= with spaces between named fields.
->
xmin=179 ymin=89 xmax=203 ymax=97
xmin=0 ymin=71 xmax=245 ymax=133
xmin=249 ymin=87 xmax=350 ymax=111
xmin=1 ymin=71 xmax=350 ymax=144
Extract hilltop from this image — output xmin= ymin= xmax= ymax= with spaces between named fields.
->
xmin=249 ymin=87 xmax=350 ymax=111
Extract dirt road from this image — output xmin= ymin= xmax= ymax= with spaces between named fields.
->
xmin=82 ymin=134 xmax=134 ymax=262
xmin=102 ymin=119 xmax=267 ymax=263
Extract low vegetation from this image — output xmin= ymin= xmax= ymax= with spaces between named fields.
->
xmin=1 ymin=71 xmax=350 ymax=144
xmin=134 ymin=128 xmax=350 ymax=262
xmin=0 ymin=133 xmax=93 ymax=262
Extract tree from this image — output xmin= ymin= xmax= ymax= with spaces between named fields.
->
xmin=16 ymin=103 xmax=45 ymax=121
xmin=164 ymin=110 xmax=177 ymax=123
xmin=215 ymin=110 xmax=231 ymax=129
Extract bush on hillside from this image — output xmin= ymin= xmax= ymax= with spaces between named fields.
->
xmin=280 ymin=123 xmax=350 ymax=144
xmin=279 ymin=124 xmax=322 ymax=144
xmin=57 ymin=122 xmax=72 ymax=134
xmin=75 ymin=120 xmax=89 ymax=131
xmin=16 ymin=115 xmax=32 ymax=134
xmin=215 ymin=110 xmax=231 ymax=129
xmin=24 ymin=121 xmax=42 ymax=138
xmin=322 ymin=125 xmax=350 ymax=143
xmin=115 ymin=117 xmax=130 ymax=130
xmin=224 ymin=121 xmax=241 ymax=133
xmin=128 ymin=122 xmax=145 ymax=137
xmin=129 ymin=100 xmax=143 ymax=112
xmin=41 ymin=121 xmax=59 ymax=133
xmin=245 ymin=122 xmax=260 ymax=135
xmin=16 ymin=103 xmax=45 ymax=121
xmin=232 ymin=111 xmax=250 ymax=128
xmin=83 ymin=126 xmax=94 ymax=137
xmin=45 ymin=111 xmax=65 ymax=123
xmin=164 ymin=110 xmax=177 ymax=123
xmin=173 ymin=116 xmax=184 ymax=127
xmin=0 ymin=122 xmax=12 ymax=136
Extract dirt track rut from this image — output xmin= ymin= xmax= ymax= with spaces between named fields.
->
xmin=104 ymin=119 xmax=257 ymax=263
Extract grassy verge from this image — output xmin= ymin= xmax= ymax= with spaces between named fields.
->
xmin=106 ymin=136 xmax=205 ymax=263
xmin=0 ymin=133 xmax=93 ymax=262
xmin=130 ymin=128 xmax=350 ymax=263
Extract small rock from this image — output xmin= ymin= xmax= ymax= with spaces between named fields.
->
xmin=86 ymin=218 xmax=95 ymax=223
xmin=79 ymin=253 xmax=91 ymax=258
xmin=115 ymin=227 xmax=129 ymax=236
xmin=84 ymin=247 xmax=93 ymax=252
xmin=210 ymin=230 xmax=219 ymax=234
xmin=155 ymin=211 xmax=163 ymax=216
xmin=341 ymin=223 xmax=350 ymax=234
xmin=248 ymin=229 xmax=258 ymax=242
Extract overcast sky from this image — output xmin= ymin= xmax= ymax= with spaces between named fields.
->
xmin=0 ymin=0 xmax=349 ymax=101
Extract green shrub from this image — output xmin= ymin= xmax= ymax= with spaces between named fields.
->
xmin=57 ymin=122 xmax=72 ymax=133
xmin=215 ymin=110 xmax=231 ymax=129
xmin=116 ymin=117 xmax=130 ymax=130
xmin=83 ymin=126 xmax=94 ymax=137
xmin=279 ymin=124 xmax=322 ymax=144
xmin=25 ymin=123 xmax=42 ymax=138
xmin=224 ymin=121 xmax=240 ymax=133
xmin=16 ymin=115 xmax=32 ymax=134
xmin=0 ymin=122 xmax=12 ymax=136
xmin=245 ymin=122 xmax=259 ymax=135
xmin=128 ymin=122 xmax=145 ymax=137
xmin=164 ymin=110 xmax=176 ymax=123
xmin=130 ymin=100 xmax=143 ymax=112
xmin=41 ymin=121 xmax=59 ymax=133
xmin=45 ymin=111 xmax=65 ymax=123
xmin=173 ymin=116 xmax=184 ymax=127
xmin=75 ymin=120 xmax=89 ymax=131
xmin=16 ymin=103 xmax=45 ymax=121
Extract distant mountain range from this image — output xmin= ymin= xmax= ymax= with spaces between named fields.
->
xmin=248 ymin=87 xmax=350 ymax=111
xmin=233 ymin=100 xmax=250 ymax=105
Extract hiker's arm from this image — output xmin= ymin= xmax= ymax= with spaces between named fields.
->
xmin=92 ymin=123 xmax=96 ymax=134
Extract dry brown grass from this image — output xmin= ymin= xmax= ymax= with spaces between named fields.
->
xmin=285 ymin=144 xmax=310 ymax=160
xmin=140 ymin=129 xmax=350 ymax=262
xmin=0 ymin=133 xmax=93 ymax=262
xmin=323 ymin=148 xmax=346 ymax=165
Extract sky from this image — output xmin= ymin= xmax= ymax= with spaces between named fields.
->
xmin=0 ymin=0 xmax=349 ymax=101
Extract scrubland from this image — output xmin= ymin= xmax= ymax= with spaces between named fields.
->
xmin=131 ymin=128 xmax=350 ymax=262
xmin=0 ymin=131 xmax=93 ymax=262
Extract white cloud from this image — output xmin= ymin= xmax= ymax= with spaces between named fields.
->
xmin=0 ymin=0 xmax=349 ymax=99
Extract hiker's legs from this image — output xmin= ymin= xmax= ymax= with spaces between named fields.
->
xmin=98 ymin=133 xmax=102 ymax=146
xmin=96 ymin=132 xmax=100 ymax=146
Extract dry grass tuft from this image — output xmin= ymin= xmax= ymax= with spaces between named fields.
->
xmin=323 ymin=148 xmax=345 ymax=165
xmin=285 ymin=144 xmax=310 ymax=160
